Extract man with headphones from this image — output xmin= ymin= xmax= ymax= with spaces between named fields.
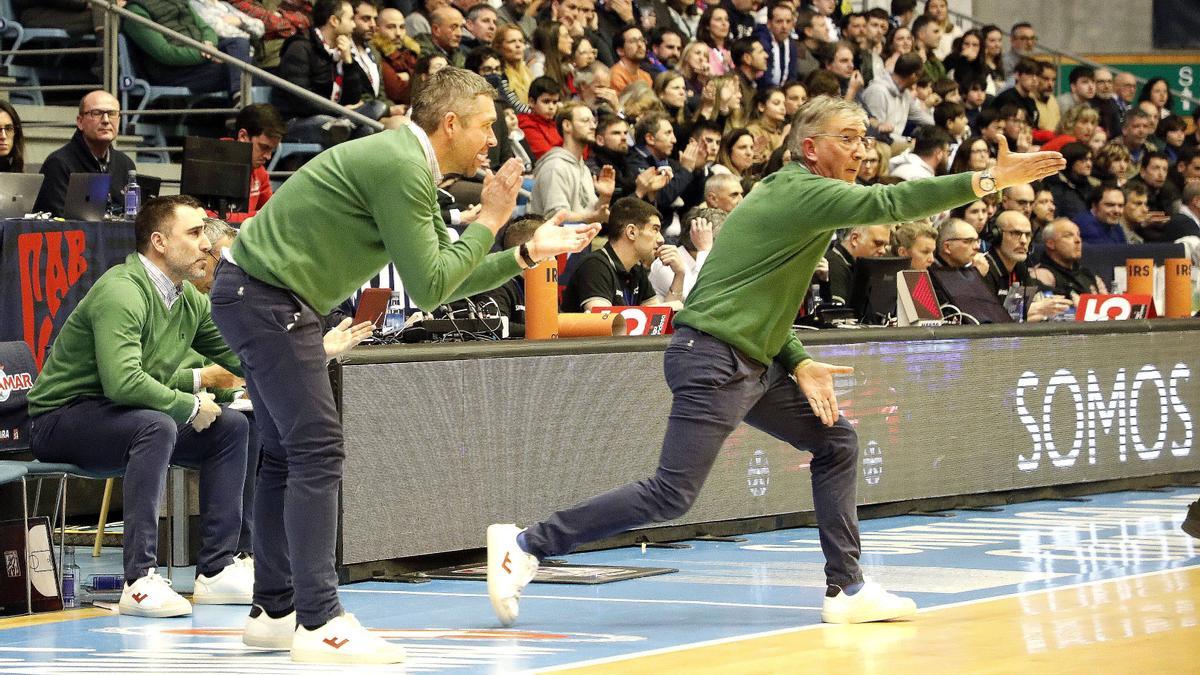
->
xmin=980 ymin=209 xmax=1040 ymax=301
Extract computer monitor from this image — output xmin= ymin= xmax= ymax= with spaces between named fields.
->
xmin=850 ymin=256 xmax=911 ymax=324
xmin=929 ymin=267 xmax=1013 ymax=324
xmin=180 ymin=136 xmax=251 ymax=215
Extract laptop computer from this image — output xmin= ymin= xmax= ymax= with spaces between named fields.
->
xmin=0 ymin=174 xmax=44 ymax=218
xmin=63 ymin=173 xmax=112 ymax=221
xmin=354 ymin=287 xmax=393 ymax=329
xmin=929 ymin=267 xmax=1013 ymax=324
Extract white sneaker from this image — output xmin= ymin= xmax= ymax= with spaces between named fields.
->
xmin=486 ymin=524 xmax=540 ymax=627
xmin=821 ymin=580 xmax=917 ymax=624
xmin=193 ymin=559 xmax=254 ymax=604
xmin=291 ymin=613 xmax=406 ymax=664
xmin=118 ymin=569 xmax=192 ymax=618
xmin=243 ymin=605 xmax=296 ymax=649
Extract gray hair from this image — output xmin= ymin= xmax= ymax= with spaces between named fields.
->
xmin=937 ymin=218 xmax=972 ymax=249
xmin=411 ymin=66 xmax=495 ymax=133
xmin=572 ymin=62 xmax=609 ymax=88
xmin=202 ymin=217 xmax=236 ymax=245
xmin=785 ymin=95 xmax=869 ymax=159
xmin=704 ymin=172 xmax=740 ymax=197
xmin=1040 ymin=217 xmax=1077 ymax=244
xmin=893 ymin=219 xmax=937 ymax=250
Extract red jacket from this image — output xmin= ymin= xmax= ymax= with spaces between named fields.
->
xmin=518 ymin=113 xmax=563 ymax=162
xmin=224 ymin=165 xmax=273 ymax=225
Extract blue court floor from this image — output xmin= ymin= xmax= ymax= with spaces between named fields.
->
xmin=1 ymin=487 xmax=1197 ymax=673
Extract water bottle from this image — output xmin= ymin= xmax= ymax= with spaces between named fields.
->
xmin=383 ymin=292 xmax=405 ymax=332
xmin=806 ymin=283 xmax=821 ymax=315
xmin=61 ymin=546 xmax=80 ymax=609
xmin=124 ymin=170 xmax=141 ymax=219
xmin=1003 ymin=283 xmax=1025 ymax=323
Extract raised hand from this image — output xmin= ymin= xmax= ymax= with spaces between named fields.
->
xmin=689 ymin=217 xmax=714 ymax=251
xmin=477 ymin=158 xmax=525 ymax=232
xmin=991 ymin=140 xmax=1067 ymax=191
xmin=527 ymin=211 xmax=601 ymax=260
xmin=595 ymin=165 xmax=616 ymax=201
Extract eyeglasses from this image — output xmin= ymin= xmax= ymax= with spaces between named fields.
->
xmin=946 ymin=236 xmax=980 ymax=244
xmin=810 ymin=133 xmax=876 ymax=150
xmin=82 ymin=109 xmax=121 ymax=121
xmin=1001 ymin=230 xmax=1033 ymax=240
xmin=0 ymin=125 xmax=14 ymax=136
xmin=207 ymin=250 xmax=220 ymax=261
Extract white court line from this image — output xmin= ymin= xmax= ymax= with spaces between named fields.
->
xmin=529 ymin=563 xmax=1200 ymax=673
xmin=339 ymin=588 xmax=820 ymax=611
xmin=0 ymin=647 xmax=95 ymax=653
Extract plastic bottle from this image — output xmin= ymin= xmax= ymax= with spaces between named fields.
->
xmin=1003 ymin=283 xmax=1025 ymax=323
xmin=806 ymin=283 xmax=822 ymax=315
xmin=61 ymin=546 xmax=79 ymax=609
xmin=124 ymin=170 xmax=141 ymax=219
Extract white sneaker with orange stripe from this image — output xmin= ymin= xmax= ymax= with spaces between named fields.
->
xmin=486 ymin=523 xmax=540 ymax=627
xmin=290 ymin=613 xmax=406 ymax=664
xmin=118 ymin=568 xmax=192 ymax=618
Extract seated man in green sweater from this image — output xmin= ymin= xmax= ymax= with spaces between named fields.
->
xmin=27 ymin=195 xmax=253 ymax=619
xmin=487 ymin=95 xmax=1068 ymax=628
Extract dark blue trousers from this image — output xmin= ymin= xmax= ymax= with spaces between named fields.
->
xmin=523 ymin=326 xmax=865 ymax=587
xmin=209 ymin=260 xmax=344 ymax=627
xmin=30 ymin=398 xmax=248 ymax=581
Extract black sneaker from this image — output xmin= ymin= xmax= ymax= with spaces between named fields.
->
xmin=1183 ymin=500 xmax=1200 ymax=540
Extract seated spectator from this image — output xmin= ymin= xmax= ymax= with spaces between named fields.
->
xmin=0 ymin=100 xmax=26 ymax=173
xmin=1043 ymin=142 xmax=1096 ymax=220
xmin=824 ymin=225 xmax=891 ymax=304
xmin=856 ymin=141 xmax=889 ymax=186
xmin=860 ymin=53 xmax=929 ymax=143
xmin=1031 ymin=187 xmax=1056 ymax=238
xmin=574 ymin=63 xmax=620 ymax=117
xmin=227 ymin=1 xmax=313 ymax=63
xmin=562 ymin=196 xmax=685 ymax=311
xmin=1088 ymin=125 xmax=1110 ymax=155
xmin=890 ymin=126 xmax=952 ymax=181
xmin=529 ymin=21 xmax=573 ymax=95
xmin=974 ymin=106 xmax=1006 ymax=155
xmin=222 ymin=104 xmax=285 ymax=224
xmin=628 ymin=110 xmax=706 ymax=221
xmin=1168 ymin=182 xmax=1200 ymax=239
xmin=1121 ymin=107 xmax=1158 ymax=167
xmin=654 ymin=71 xmax=695 ymax=148
xmin=1127 ymin=151 xmax=1181 ymax=215
xmin=820 ymin=40 xmax=866 ymax=102
xmin=529 ymin=102 xmax=613 ymax=221
xmin=949 ymin=135 xmax=992 ymax=175
xmin=1056 ymin=65 xmax=1096 ymax=116
xmin=934 ymin=217 xmax=989 ymax=277
xmin=753 ymin=2 xmax=808 ymax=88
xmin=981 ymin=210 xmax=1036 ymax=298
xmin=1000 ymin=183 xmax=1035 ymax=220
xmin=703 ymin=172 xmax=743 ymax=212
xmin=587 ymin=114 xmax=637 ymax=200
xmin=711 ymin=127 xmax=759 ymax=188
xmin=373 ymin=7 xmax=421 ymax=105
xmin=935 ymin=101 xmax=969 ymax=154
xmin=912 ymin=15 xmax=946 ymax=83
xmin=406 ymin=0 xmax=439 ymax=37
xmin=346 ymin=0 xmax=407 ymax=122
xmin=698 ymin=5 xmax=734 ymax=77
xmin=1092 ymin=140 xmax=1133 ymax=186
xmin=1034 ymin=60 xmax=1060 ymax=134
xmin=190 ymin=0 xmax=265 ymax=46
xmin=1041 ymin=103 xmax=1100 ymax=153
xmin=463 ymin=3 xmax=500 ymax=53
xmin=948 ymin=199 xmax=990 ymax=242
xmin=731 ymin=36 xmax=768 ymax=113
xmin=1032 ymin=218 xmax=1107 ymax=299
xmin=27 ymin=195 xmax=252 ymax=618
xmin=783 ymin=79 xmax=809 ymax=118
xmin=495 ymin=23 xmax=533 ymax=104
xmin=1138 ymin=76 xmax=1174 ymax=121
xmin=518 ymin=76 xmax=565 ymax=161
xmin=697 ymin=73 xmax=747 ymax=135
xmin=648 ymin=207 xmax=727 ymax=300
xmin=1174 ymin=146 xmax=1200 ymax=191
xmin=892 ymin=219 xmax=938 ymax=271
xmin=1155 ymin=115 xmax=1189 ymax=165
xmin=1072 ymin=181 xmax=1128 ymax=244
xmin=34 ymin=91 xmax=136 ymax=217
xmin=123 ymin=0 xmax=254 ymax=100
xmin=611 ymin=26 xmax=653 ymax=94
xmin=415 ymin=7 xmax=468 ymax=68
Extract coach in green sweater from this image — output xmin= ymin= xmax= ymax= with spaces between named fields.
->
xmin=209 ymin=68 xmax=600 ymax=664
xmin=27 ymin=195 xmax=253 ymax=619
xmin=486 ymin=96 xmax=1067 ymax=629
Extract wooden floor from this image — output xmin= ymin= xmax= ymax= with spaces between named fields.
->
xmin=556 ymin=566 xmax=1200 ymax=674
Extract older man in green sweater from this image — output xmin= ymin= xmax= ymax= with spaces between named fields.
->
xmin=487 ymin=95 xmax=1067 ymax=627
xmin=28 ymin=195 xmax=253 ymax=619
xmin=209 ymin=67 xmax=599 ymax=665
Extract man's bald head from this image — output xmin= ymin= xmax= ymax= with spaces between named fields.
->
xmin=430 ymin=6 xmax=465 ymax=50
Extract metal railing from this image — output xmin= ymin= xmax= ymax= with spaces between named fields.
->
xmin=945 ymin=7 xmax=1199 ymax=111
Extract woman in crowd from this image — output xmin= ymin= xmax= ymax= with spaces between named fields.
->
xmin=571 ymin=36 xmax=598 ymax=73
xmin=1092 ymin=141 xmax=1134 ymax=185
xmin=745 ymin=87 xmax=788 ymax=164
xmin=1155 ymin=114 xmax=1188 ymax=163
xmin=922 ymin=0 xmax=961 ymax=60
xmin=979 ymin=24 xmax=1005 ymax=94
xmin=1087 ymin=125 xmax=1108 ymax=155
xmin=1137 ymin=77 xmax=1174 ymax=120
xmin=949 ymin=136 xmax=992 ymax=174
xmin=466 ymin=46 xmax=530 ymax=113
xmin=695 ymin=73 xmax=745 ymax=135
xmin=697 ymin=6 xmax=733 ymax=77
xmin=856 ymin=142 xmax=889 ymax=186
xmin=655 ymin=70 xmax=694 ymax=141
xmin=944 ymin=29 xmax=985 ymax=92
xmin=882 ymin=25 xmax=915 ymax=75
xmin=1044 ymin=141 xmax=1098 ymax=219
xmin=949 ymin=199 xmax=990 ymax=239
xmin=0 ymin=100 xmax=25 ymax=173
xmin=530 ymin=21 xmax=573 ymax=95
xmin=1042 ymin=104 xmax=1100 ymax=153
xmin=680 ymin=40 xmax=713 ymax=103
xmin=711 ymin=128 xmax=759 ymax=189
xmin=494 ymin=23 xmax=533 ymax=104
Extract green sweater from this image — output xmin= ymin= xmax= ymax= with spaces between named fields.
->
xmin=28 ymin=254 xmax=242 ymax=423
xmin=232 ymin=127 xmax=522 ymax=314
xmin=677 ymin=164 xmax=976 ymax=371
xmin=125 ymin=0 xmax=218 ymax=68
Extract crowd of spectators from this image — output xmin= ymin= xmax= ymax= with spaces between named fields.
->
xmin=5 ymin=0 xmax=1200 ymax=326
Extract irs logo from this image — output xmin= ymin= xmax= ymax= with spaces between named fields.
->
xmin=863 ymin=441 xmax=883 ymax=486
xmin=747 ymin=450 xmax=769 ymax=497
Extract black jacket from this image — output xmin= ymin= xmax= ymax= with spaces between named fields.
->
xmin=277 ymin=29 xmax=370 ymax=119
xmin=34 ymin=130 xmax=136 ymax=217
xmin=628 ymin=144 xmax=702 ymax=222
xmin=586 ymin=145 xmax=638 ymax=201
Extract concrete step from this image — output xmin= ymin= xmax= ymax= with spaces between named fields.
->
xmin=22 ymin=124 xmax=144 ymax=165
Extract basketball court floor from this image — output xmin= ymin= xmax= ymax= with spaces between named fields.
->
xmin=1 ymin=487 xmax=1196 ymax=673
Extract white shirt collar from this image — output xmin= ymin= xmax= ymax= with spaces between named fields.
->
xmin=1181 ymin=204 xmax=1200 ymax=226
xmin=137 ymin=253 xmax=183 ymax=310
xmin=406 ymin=121 xmax=442 ymax=184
